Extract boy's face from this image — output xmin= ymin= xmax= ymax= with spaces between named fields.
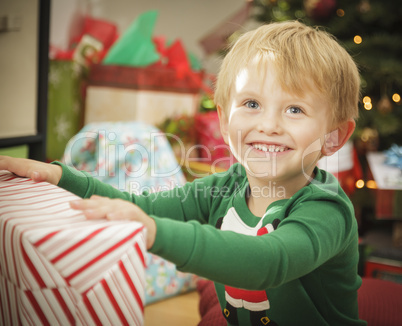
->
xmin=218 ymin=61 xmax=333 ymax=187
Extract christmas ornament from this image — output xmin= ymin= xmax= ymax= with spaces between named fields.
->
xmin=358 ymin=0 xmax=371 ymax=13
xmin=378 ymin=94 xmax=393 ymax=114
xmin=304 ymin=0 xmax=337 ymax=21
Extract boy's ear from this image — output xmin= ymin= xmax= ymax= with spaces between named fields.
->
xmin=217 ymin=105 xmax=229 ymax=144
xmin=322 ymin=119 xmax=355 ymax=156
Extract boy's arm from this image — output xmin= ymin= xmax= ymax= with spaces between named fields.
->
xmin=150 ymin=199 xmax=357 ymax=290
xmin=54 ymin=162 xmax=134 ymax=201
xmin=55 ymin=161 xmax=231 ymax=224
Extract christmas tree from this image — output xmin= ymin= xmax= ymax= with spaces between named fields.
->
xmin=253 ymin=0 xmax=402 ymax=150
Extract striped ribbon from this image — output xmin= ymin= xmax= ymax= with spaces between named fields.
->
xmin=0 ymin=171 xmax=146 ymax=325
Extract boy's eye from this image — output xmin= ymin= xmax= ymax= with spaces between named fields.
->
xmin=286 ymin=106 xmax=303 ymax=114
xmin=245 ymin=100 xmax=260 ymax=109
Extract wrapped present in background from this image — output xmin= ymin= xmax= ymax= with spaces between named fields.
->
xmin=46 ymin=60 xmax=85 ymax=161
xmin=195 ymin=111 xmax=235 ymax=169
xmin=366 ymin=148 xmax=402 ymax=220
xmin=62 ymin=121 xmax=186 ymax=192
xmin=374 ymin=189 xmax=402 ymax=220
xmin=85 ymin=10 xmax=205 ymax=127
xmin=85 ymin=64 xmax=203 ymax=126
xmin=47 ymin=16 xmax=119 ymax=162
xmin=62 ymin=121 xmax=199 ymax=304
xmin=102 ymin=11 xmax=159 ymax=67
xmin=158 ymin=114 xmax=198 ymax=160
xmin=72 ymin=16 xmax=119 ymax=67
xmin=50 ymin=16 xmax=119 ymax=67
xmin=0 ymin=171 xmax=147 ymax=325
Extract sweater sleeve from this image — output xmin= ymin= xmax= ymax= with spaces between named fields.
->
xmin=54 ymin=162 xmax=133 ymax=201
xmin=150 ymin=196 xmax=357 ymax=291
xmin=54 ymin=161 xmax=239 ymax=224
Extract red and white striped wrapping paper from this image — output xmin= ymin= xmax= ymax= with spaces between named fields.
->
xmin=0 ymin=171 xmax=147 ymax=325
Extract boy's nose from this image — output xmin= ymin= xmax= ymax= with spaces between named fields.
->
xmin=256 ymin=112 xmax=283 ymax=135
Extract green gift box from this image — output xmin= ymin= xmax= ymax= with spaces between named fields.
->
xmin=46 ymin=60 xmax=85 ymax=161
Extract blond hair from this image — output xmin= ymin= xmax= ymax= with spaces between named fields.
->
xmin=214 ymin=21 xmax=360 ymax=124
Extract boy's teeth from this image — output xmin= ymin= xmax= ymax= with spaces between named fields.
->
xmin=253 ymin=144 xmax=286 ymax=152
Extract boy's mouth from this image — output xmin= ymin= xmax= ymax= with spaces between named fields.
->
xmin=251 ymin=143 xmax=289 ymax=153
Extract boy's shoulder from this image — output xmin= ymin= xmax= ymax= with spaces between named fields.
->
xmin=308 ymin=167 xmax=344 ymax=197
xmin=219 ymin=162 xmax=246 ymax=178
xmin=294 ymin=167 xmax=354 ymax=214
xmin=196 ymin=162 xmax=245 ymax=181
xmin=210 ymin=162 xmax=246 ymax=183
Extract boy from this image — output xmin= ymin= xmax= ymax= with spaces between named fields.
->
xmin=0 ymin=21 xmax=366 ymax=325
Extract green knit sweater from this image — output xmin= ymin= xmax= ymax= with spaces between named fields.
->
xmin=56 ymin=162 xmax=366 ymax=326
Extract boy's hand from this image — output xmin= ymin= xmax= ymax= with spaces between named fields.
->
xmin=70 ymin=195 xmax=156 ymax=250
xmin=0 ymin=155 xmax=62 ymax=185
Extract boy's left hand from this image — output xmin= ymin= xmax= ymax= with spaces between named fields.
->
xmin=70 ymin=195 xmax=156 ymax=250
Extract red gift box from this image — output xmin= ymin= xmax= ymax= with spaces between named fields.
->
xmin=365 ymin=257 xmax=402 ymax=283
xmin=0 ymin=171 xmax=146 ymax=325
xmin=89 ymin=64 xmax=203 ymax=93
xmin=374 ymin=189 xmax=401 ymax=219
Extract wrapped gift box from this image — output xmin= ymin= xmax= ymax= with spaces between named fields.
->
xmin=374 ymin=189 xmax=402 ymax=219
xmin=0 ymin=171 xmax=146 ymax=325
xmin=84 ymin=64 xmax=203 ymax=126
